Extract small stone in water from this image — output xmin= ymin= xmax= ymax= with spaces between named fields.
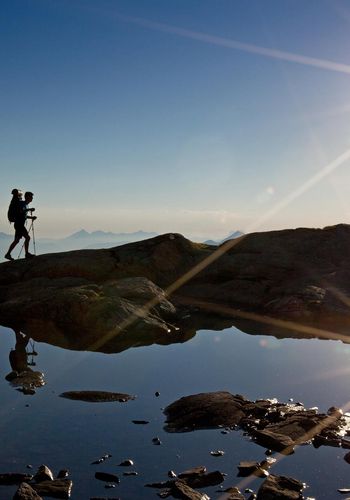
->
xmin=91 ymin=458 xmax=105 ymax=464
xmin=119 ymin=459 xmax=134 ymax=466
xmin=26 ymin=465 xmax=33 ymax=469
xmin=344 ymin=452 xmax=350 ymax=464
xmin=132 ymin=420 xmax=149 ymax=425
xmin=152 ymin=437 xmax=162 ymax=445
xmin=123 ymin=471 xmax=138 ymax=476
xmin=57 ymin=469 xmax=69 ymax=479
xmin=210 ymin=450 xmax=225 ymax=457
xmin=155 ymin=391 xmax=160 ymax=397
xmin=338 ymin=488 xmax=350 ymax=493
xmin=168 ymin=470 xmax=177 ymax=478
xmin=105 ymin=483 xmax=116 ymax=489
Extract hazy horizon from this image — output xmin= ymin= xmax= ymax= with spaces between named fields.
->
xmin=2 ymin=0 xmax=350 ymax=240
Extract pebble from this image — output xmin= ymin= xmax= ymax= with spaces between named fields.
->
xmin=132 ymin=420 xmax=149 ymax=425
xmin=210 ymin=450 xmax=225 ymax=457
xmin=168 ymin=470 xmax=177 ymax=478
xmin=123 ymin=471 xmax=138 ymax=476
xmin=105 ymin=483 xmax=116 ymax=489
xmin=119 ymin=460 xmax=134 ymax=466
xmin=57 ymin=469 xmax=69 ymax=479
xmin=155 ymin=391 xmax=160 ymax=397
xmin=152 ymin=437 xmax=162 ymax=445
xmin=26 ymin=465 xmax=33 ymax=469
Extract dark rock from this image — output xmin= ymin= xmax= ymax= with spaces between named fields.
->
xmin=210 ymin=450 xmax=224 ymax=457
xmin=5 ymin=227 xmax=350 ymax=353
xmin=178 ymin=466 xmax=207 ymax=478
xmin=172 ymin=480 xmax=209 ymax=499
xmin=95 ymin=472 xmax=120 ymax=483
xmin=155 ymin=391 xmax=160 ymax=397
xmin=0 ymin=473 xmax=33 ymax=485
xmin=60 ymin=391 xmax=135 ymax=403
xmin=57 ymin=470 xmax=69 ymax=479
xmin=344 ymin=451 xmax=350 ymax=464
xmin=168 ymin=470 xmax=177 ymax=478
xmin=152 ymin=437 xmax=162 ymax=445
xmin=118 ymin=460 xmax=134 ymax=466
xmin=33 ymin=465 xmax=54 ymax=483
xmin=257 ymin=474 xmax=304 ymax=499
xmin=164 ymin=392 xmax=247 ymax=431
xmin=13 ymin=482 xmax=43 ymax=500
xmin=123 ymin=471 xmax=138 ymax=476
xmin=185 ymin=471 xmax=225 ymax=488
xmin=164 ymin=391 xmax=348 ymax=454
xmin=338 ymin=488 xmax=350 ymax=493
xmin=32 ymin=479 xmax=73 ymax=498
xmin=132 ymin=420 xmax=149 ymax=425
xmin=218 ymin=487 xmax=245 ymax=499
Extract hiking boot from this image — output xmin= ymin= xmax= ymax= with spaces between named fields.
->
xmin=25 ymin=252 xmax=35 ymax=259
xmin=4 ymin=253 xmax=14 ymax=261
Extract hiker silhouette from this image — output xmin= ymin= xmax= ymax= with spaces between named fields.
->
xmin=5 ymin=190 xmax=37 ymax=261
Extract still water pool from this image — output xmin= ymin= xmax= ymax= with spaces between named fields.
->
xmin=1 ymin=324 xmax=350 ymax=499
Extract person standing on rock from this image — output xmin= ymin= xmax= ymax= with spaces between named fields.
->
xmin=5 ymin=191 xmax=37 ymax=260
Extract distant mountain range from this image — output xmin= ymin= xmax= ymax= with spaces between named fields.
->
xmin=203 ymin=230 xmax=244 ymax=246
xmin=0 ymin=229 xmax=158 ymax=261
xmin=0 ymin=228 xmax=245 ymax=261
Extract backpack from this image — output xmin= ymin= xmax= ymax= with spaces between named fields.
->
xmin=7 ymin=198 xmax=20 ymax=223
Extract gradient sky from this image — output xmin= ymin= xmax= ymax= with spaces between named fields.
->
xmin=2 ymin=0 xmax=350 ymax=239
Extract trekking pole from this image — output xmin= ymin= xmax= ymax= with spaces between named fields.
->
xmin=32 ymin=219 xmax=36 ymax=255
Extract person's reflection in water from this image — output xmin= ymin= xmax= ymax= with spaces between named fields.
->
xmin=5 ymin=330 xmax=45 ymax=395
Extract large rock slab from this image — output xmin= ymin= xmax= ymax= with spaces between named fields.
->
xmin=164 ymin=392 xmax=349 ymax=454
xmin=2 ymin=227 xmax=350 ymax=349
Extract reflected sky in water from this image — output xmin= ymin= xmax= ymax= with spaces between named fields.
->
xmin=1 ymin=325 xmax=350 ymax=498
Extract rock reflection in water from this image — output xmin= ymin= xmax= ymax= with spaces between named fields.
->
xmin=5 ymin=330 xmax=45 ymax=394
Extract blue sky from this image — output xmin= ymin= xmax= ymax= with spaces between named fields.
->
xmin=2 ymin=0 xmax=350 ymax=238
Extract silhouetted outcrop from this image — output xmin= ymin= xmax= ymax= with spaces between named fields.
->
xmin=1 ymin=225 xmax=350 ymax=351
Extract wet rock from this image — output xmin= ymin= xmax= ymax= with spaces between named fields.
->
xmin=184 ymin=471 xmax=224 ymax=488
xmin=105 ymin=484 xmax=116 ymax=489
xmin=118 ymin=460 xmax=134 ymax=466
xmin=257 ymin=474 xmax=304 ymax=499
xmin=210 ymin=450 xmax=224 ymax=457
xmin=0 ymin=473 xmax=33 ymax=485
xmin=152 ymin=437 xmax=162 ymax=445
xmin=344 ymin=451 xmax=350 ymax=464
xmin=9 ymin=371 xmax=45 ymax=389
xmin=178 ymin=466 xmax=207 ymax=478
xmin=338 ymin=488 xmax=350 ymax=493
xmin=60 ymin=391 xmax=135 ymax=403
xmin=218 ymin=487 xmax=244 ymax=499
xmin=155 ymin=391 xmax=160 ymax=397
xmin=95 ymin=472 xmax=120 ymax=483
xmin=32 ymin=479 xmax=73 ymax=499
xmin=165 ymin=391 xmax=348 ymax=454
xmin=168 ymin=470 xmax=177 ymax=478
xmin=132 ymin=420 xmax=149 ymax=424
xmin=123 ymin=471 xmax=138 ymax=476
xmin=91 ymin=459 xmax=105 ymax=465
xmin=13 ymin=482 xmax=43 ymax=500
xmin=172 ymin=480 xmax=210 ymax=499
xmin=33 ymin=465 xmax=54 ymax=483
xmin=164 ymin=392 xmax=247 ymax=432
xmin=57 ymin=470 xmax=69 ymax=479
xmin=237 ymin=461 xmax=265 ymax=477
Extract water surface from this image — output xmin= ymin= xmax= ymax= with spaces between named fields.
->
xmin=1 ymin=324 xmax=350 ymax=498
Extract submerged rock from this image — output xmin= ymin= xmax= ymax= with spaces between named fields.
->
xmin=60 ymin=391 xmax=135 ymax=403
